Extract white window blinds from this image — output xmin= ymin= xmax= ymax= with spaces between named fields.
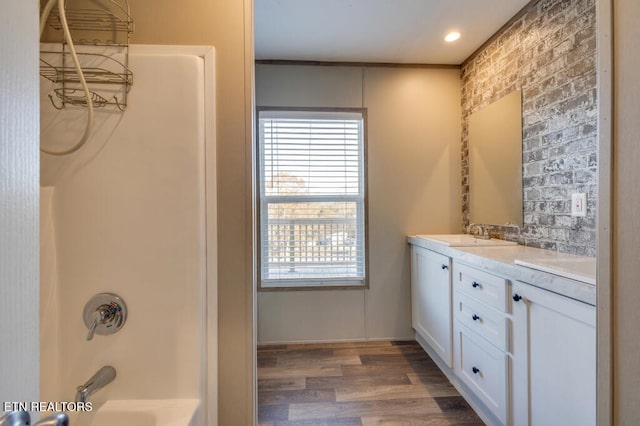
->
xmin=258 ymin=110 xmax=367 ymax=288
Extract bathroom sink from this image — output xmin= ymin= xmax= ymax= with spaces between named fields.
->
xmin=416 ymin=234 xmax=518 ymax=247
xmin=515 ymin=257 xmax=596 ymax=285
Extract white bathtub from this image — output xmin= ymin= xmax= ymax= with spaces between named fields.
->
xmin=72 ymin=399 xmax=200 ymax=426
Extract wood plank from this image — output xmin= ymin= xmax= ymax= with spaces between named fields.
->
xmin=333 ymin=344 xmax=425 ymax=357
xmin=341 ymin=363 xmax=441 ymax=377
xmin=259 ymin=389 xmax=336 ymax=406
xmin=406 ymin=372 xmax=456 ymax=386
xmin=358 ymin=353 xmax=434 ymax=366
xmin=258 ymin=404 xmax=289 ymax=422
xmin=335 ymin=384 xmax=460 ymax=402
xmin=430 ymin=396 xmax=485 ymax=423
xmin=277 ymin=354 xmax=362 ymax=368
xmin=258 ymin=356 xmax=278 ymax=368
xmin=288 ymin=398 xmax=442 ymax=421
xmin=433 ymin=396 xmax=476 ymax=413
xmin=259 ymin=348 xmax=335 ymax=358
xmin=258 ymin=366 xmax=343 ymax=379
xmin=258 ymin=377 xmax=306 ymax=391
xmin=306 ymin=374 xmax=412 ymax=390
xmin=361 ymin=412 xmax=485 ymax=425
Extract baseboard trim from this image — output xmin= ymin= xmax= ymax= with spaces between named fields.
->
xmin=257 ymin=337 xmax=415 ymax=346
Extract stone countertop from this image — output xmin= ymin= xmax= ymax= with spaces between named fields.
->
xmin=407 ymin=235 xmax=596 ymax=306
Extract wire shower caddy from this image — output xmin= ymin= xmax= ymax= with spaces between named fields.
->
xmin=40 ymin=0 xmax=134 ymax=111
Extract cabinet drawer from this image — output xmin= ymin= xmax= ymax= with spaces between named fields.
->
xmin=454 ymin=291 xmax=509 ymax=351
xmin=454 ymin=262 xmax=508 ymax=312
xmin=454 ymin=323 xmax=508 ymax=424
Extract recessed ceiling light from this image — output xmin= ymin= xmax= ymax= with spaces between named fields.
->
xmin=445 ymin=32 xmax=461 ymax=43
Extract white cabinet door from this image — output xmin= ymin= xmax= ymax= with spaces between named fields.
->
xmin=411 ymin=245 xmax=452 ymax=367
xmin=511 ymin=281 xmax=596 ymax=426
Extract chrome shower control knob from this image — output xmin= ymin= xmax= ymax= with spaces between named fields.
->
xmin=83 ymin=293 xmax=127 ymax=341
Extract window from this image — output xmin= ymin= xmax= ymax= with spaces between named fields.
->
xmin=257 ymin=108 xmax=368 ymax=289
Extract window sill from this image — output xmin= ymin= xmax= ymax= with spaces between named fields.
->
xmin=259 ymin=278 xmax=367 ymax=291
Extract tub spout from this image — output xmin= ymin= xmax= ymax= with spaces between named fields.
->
xmin=75 ymin=365 xmax=116 ymax=403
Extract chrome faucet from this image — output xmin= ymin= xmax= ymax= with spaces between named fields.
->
xmin=75 ymin=365 xmax=116 ymax=403
xmin=84 ymin=295 xmax=126 ymax=341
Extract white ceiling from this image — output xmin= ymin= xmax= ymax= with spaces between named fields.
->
xmin=255 ymin=0 xmax=531 ymax=65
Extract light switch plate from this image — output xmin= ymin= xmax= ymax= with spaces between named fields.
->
xmin=571 ymin=193 xmax=587 ymax=217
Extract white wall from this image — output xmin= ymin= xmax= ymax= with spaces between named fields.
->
xmin=256 ymin=64 xmax=461 ymax=343
xmin=0 ymin=0 xmax=40 ymax=406
xmin=40 ymin=50 xmax=209 ymax=412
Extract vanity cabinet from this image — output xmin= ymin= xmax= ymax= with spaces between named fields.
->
xmin=408 ymin=237 xmax=596 ymax=426
xmin=453 ymin=262 xmax=510 ymax=424
xmin=410 ymin=245 xmax=452 ymax=367
xmin=511 ymin=281 xmax=596 ymax=426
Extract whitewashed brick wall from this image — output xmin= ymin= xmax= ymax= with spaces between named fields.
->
xmin=461 ymin=0 xmax=597 ymax=256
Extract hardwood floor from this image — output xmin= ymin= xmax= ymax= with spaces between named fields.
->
xmin=257 ymin=341 xmax=484 ymax=425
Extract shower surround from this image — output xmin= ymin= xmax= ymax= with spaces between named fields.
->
xmin=39 ymin=45 xmax=216 ymax=425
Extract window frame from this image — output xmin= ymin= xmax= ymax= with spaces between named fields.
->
xmin=256 ymin=106 xmax=369 ymax=291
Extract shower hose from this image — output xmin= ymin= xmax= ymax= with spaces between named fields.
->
xmin=40 ymin=0 xmax=94 ymax=156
